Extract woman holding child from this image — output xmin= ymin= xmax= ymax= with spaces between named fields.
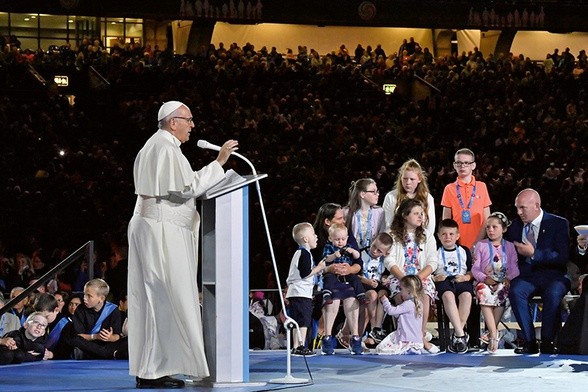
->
xmin=313 ymin=203 xmax=363 ymax=355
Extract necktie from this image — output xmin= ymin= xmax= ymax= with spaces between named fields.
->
xmin=525 ymin=223 xmax=536 ymax=247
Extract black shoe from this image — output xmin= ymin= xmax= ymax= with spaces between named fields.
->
xmin=540 ymin=341 xmax=559 ymax=355
xmin=292 ymin=345 xmax=316 ymax=356
xmin=322 ymin=293 xmax=333 ymax=306
xmin=114 ymin=349 xmax=129 ymax=360
xmin=136 ymin=376 xmax=185 ymax=389
xmin=356 ymin=293 xmax=371 ymax=305
xmin=514 ymin=341 xmax=539 ymax=354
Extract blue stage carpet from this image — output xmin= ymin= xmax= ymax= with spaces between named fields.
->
xmin=1 ymin=349 xmax=587 ymax=391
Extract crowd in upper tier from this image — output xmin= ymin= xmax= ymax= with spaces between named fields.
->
xmin=0 ymin=35 xmax=586 ymax=298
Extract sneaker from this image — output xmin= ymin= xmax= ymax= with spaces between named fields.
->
xmin=369 ymin=327 xmax=388 ymax=344
xmin=323 ymin=293 xmax=334 ymax=306
xmin=292 ymin=346 xmax=316 ymax=356
xmin=321 ymin=335 xmax=335 ymax=355
xmin=449 ymin=333 xmax=469 ymax=354
xmin=357 ymin=293 xmax=370 ymax=305
xmin=350 ymin=335 xmax=363 ymax=355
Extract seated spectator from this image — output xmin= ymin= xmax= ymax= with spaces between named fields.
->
xmin=8 ymin=287 xmax=29 ymax=326
xmin=557 ymin=275 xmax=588 ymax=355
xmin=54 ymin=290 xmax=69 ymax=314
xmin=0 ymin=297 xmax=21 ymax=336
xmin=34 ymin=293 xmax=72 ymax=359
xmin=70 ymin=278 xmax=127 ymax=359
xmin=0 ymin=312 xmax=48 ymax=365
xmin=433 ymin=219 xmax=474 ymax=354
xmin=472 ymin=212 xmax=520 ymax=353
xmin=64 ymin=294 xmax=82 ymax=319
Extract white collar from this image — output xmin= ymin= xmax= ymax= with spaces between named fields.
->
xmin=529 ymin=209 xmax=543 ymax=229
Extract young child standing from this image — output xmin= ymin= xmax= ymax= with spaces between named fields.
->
xmin=322 ymin=223 xmax=368 ymax=305
xmin=441 ymin=148 xmax=492 ymax=250
xmin=0 ymin=312 xmax=48 ymax=364
xmin=286 ymin=222 xmax=326 ymax=356
xmin=376 ymin=275 xmax=425 ymax=355
xmin=344 ymin=178 xmax=386 ymax=252
xmin=472 ymin=212 xmax=520 ymax=353
xmin=70 ymin=278 xmax=128 ymax=359
xmin=433 ymin=219 xmax=474 ymax=353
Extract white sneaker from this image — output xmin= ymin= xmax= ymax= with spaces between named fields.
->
xmin=424 ymin=331 xmax=433 ymax=342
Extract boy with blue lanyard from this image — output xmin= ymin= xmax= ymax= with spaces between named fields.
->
xmin=433 ymin=219 xmax=474 ymax=353
xmin=33 ymin=293 xmax=72 ymax=359
xmin=70 ymin=278 xmax=128 ymax=359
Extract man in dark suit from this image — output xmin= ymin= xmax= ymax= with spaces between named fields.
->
xmin=509 ymin=188 xmax=570 ymax=354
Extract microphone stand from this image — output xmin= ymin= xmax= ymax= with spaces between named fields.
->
xmin=229 ymin=149 xmax=309 ymax=384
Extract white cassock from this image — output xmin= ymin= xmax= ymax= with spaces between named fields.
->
xmin=127 ymin=129 xmax=224 ymax=379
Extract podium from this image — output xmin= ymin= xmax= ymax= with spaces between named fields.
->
xmin=199 ymin=173 xmax=267 ymax=385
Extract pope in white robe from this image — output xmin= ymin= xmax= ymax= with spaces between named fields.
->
xmin=127 ymin=101 xmax=238 ymax=385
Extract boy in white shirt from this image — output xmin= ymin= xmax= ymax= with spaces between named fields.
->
xmin=286 ymin=222 xmax=326 ymax=355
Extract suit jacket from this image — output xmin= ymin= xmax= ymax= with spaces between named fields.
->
xmin=508 ymin=211 xmax=570 ymax=276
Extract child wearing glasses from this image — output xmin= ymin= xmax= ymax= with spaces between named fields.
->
xmin=0 ymin=312 xmax=48 ymax=364
xmin=471 ymin=212 xmax=520 ymax=353
xmin=441 ymin=148 xmax=492 ymax=251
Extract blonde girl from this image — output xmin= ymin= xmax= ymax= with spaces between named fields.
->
xmin=383 ymin=159 xmax=436 ymax=233
xmin=376 ymin=275 xmax=425 ymax=354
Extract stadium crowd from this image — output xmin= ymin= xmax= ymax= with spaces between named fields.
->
xmin=0 ymin=36 xmax=586 ymax=303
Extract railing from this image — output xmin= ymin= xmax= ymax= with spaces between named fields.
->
xmin=0 ymin=241 xmax=94 ymax=316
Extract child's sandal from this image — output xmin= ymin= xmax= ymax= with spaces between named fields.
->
xmin=488 ymin=338 xmax=499 ymax=353
xmin=479 ymin=333 xmax=490 ymax=346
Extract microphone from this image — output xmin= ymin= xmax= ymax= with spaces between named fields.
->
xmin=197 ymin=139 xmax=257 ymax=175
xmin=196 ymin=139 xmax=221 ymax=152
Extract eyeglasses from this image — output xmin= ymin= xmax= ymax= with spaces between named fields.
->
xmin=364 ymin=189 xmax=379 ymax=194
xmin=29 ymin=320 xmax=48 ymax=329
xmin=173 ymin=116 xmax=194 ymax=124
xmin=69 ymin=302 xmax=81 ymax=307
xmin=454 ymin=161 xmax=474 ymax=167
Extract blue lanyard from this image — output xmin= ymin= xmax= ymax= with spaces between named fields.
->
xmin=355 ymin=208 xmax=372 ymax=248
xmin=0 ymin=314 xmax=5 ymax=336
xmin=441 ymin=247 xmax=461 ymax=276
xmin=487 ymin=240 xmax=507 ymax=281
xmin=455 ymin=181 xmax=476 ymax=210
xmin=11 ymin=309 xmax=26 ymax=326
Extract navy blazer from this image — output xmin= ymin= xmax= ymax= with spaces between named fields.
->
xmin=508 ymin=211 xmax=570 ymax=275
